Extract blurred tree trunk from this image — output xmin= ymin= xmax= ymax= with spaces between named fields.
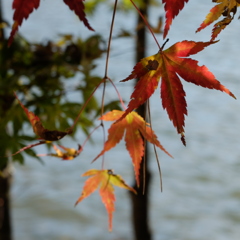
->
xmin=0 ymin=1 xmax=12 ymax=239
xmin=0 ymin=168 xmax=12 ymax=240
xmin=130 ymin=1 xmax=152 ymax=240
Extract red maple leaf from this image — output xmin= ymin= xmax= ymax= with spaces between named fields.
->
xmin=75 ymin=169 xmax=136 ymax=231
xmin=92 ymin=110 xmax=172 ymax=186
xmin=162 ymin=0 xmax=189 ymax=39
xmin=8 ymin=0 xmax=94 ymax=46
xmin=63 ymin=0 xmax=94 ymax=31
xmin=120 ymin=41 xmax=235 ymax=144
xmin=8 ymin=0 xmax=40 ymax=46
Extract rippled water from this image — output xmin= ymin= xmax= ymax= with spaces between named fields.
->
xmin=3 ymin=1 xmax=240 ymax=240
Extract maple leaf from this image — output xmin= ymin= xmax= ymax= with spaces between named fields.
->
xmin=162 ymin=0 xmax=189 ymax=39
xmin=120 ymin=41 xmax=235 ymax=144
xmin=8 ymin=0 xmax=40 ymax=46
xmin=196 ymin=0 xmax=240 ymax=41
xmin=92 ymin=110 xmax=172 ymax=186
xmin=14 ymin=92 xmax=71 ymax=141
xmin=38 ymin=144 xmax=82 ymax=160
xmin=63 ymin=0 xmax=94 ymax=31
xmin=75 ymin=169 xmax=136 ymax=231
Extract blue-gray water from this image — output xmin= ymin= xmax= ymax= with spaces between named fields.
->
xmin=3 ymin=1 xmax=240 ymax=239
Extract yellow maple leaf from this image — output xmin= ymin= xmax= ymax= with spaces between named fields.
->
xmin=196 ymin=0 xmax=240 ymax=40
xmin=75 ymin=169 xmax=136 ymax=231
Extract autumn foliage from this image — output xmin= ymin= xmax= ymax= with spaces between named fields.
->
xmin=120 ymin=40 xmax=235 ymax=144
xmin=14 ymin=92 xmax=71 ymax=141
xmin=93 ymin=110 xmax=172 ymax=186
xmin=196 ymin=0 xmax=240 ymax=41
xmin=7 ymin=0 xmax=238 ymax=231
xmin=162 ymin=0 xmax=189 ymax=38
xmin=75 ymin=169 xmax=136 ymax=231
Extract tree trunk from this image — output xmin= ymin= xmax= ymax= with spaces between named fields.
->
xmin=130 ymin=1 xmax=152 ymax=240
xmin=0 ymin=1 xmax=12 ymax=239
xmin=0 ymin=166 xmax=12 ymax=240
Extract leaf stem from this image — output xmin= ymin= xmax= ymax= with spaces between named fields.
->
xmin=81 ymin=124 xmax=102 ymax=150
xmin=104 ymin=0 xmax=118 ymax=78
xmin=68 ymin=78 xmax=105 ymax=132
xmin=147 ymin=100 xmax=163 ymax=192
xmin=100 ymin=0 xmax=119 ymax=169
xmin=107 ymin=77 xmax=126 ymax=110
xmin=160 ymin=38 xmax=169 ymax=51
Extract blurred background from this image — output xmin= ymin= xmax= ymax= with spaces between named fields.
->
xmin=1 ymin=0 xmax=240 ymax=239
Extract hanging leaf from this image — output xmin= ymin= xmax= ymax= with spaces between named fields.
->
xmin=75 ymin=169 xmax=136 ymax=231
xmin=8 ymin=0 xmax=40 ymax=46
xmin=63 ymin=0 xmax=94 ymax=31
xmin=162 ymin=0 xmax=189 ymax=38
xmin=92 ymin=110 xmax=172 ymax=186
xmin=38 ymin=144 xmax=82 ymax=160
xmin=196 ymin=0 xmax=240 ymax=41
xmin=14 ymin=92 xmax=71 ymax=141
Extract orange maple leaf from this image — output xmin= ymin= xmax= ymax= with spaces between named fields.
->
xmin=14 ymin=92 xmax=71 ymax=141
xmin=120 ymin=40 xmax=235 ymax=145
xmin=75 ymin=169 xmax=136 ymax=231
xmin=162 ymin=0 xmax=189 ymax=39
xmin=38 ymin=144 xmax=82 ymax=160
xmin=196 ymin=0 xmax=240 ymax=41
xmin=92 ymin=110 xmax=172 ymax=186
xmin=8 ymin=0 xmax=40 ymax=46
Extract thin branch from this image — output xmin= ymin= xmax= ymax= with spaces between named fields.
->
xmin=68 ymin=78 xmax=105 ymax=132
xmin=100 ymin=0 xmax=119 ymax=169
xmin=107 ymin=77 xmax=126 ymax=110
xmin=141 ymin=99 xmax=149 ymax=195
xmin=81 ymin=124 xmax=102 ymax=149
xmin=147 ymin=100 xmax=163 ymax=192
xmin=104 ymin=0 xmax=119 ymax=78
xmin=130 ymin=0 xmax=161 ymax=50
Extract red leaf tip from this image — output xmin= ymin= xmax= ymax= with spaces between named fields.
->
xmin=181 ymin=133 xmax=186 ymax=146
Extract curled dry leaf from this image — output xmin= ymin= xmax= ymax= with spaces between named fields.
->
xmin=38 ymin=144 xmax=82 ymax=160
xmin=14 ymin=92 xmax=71 ymax=141
xmin=196 ymin=0 xmax=240 ymax=41
xmin=10 ymin=92 xmax=72 ymax=157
